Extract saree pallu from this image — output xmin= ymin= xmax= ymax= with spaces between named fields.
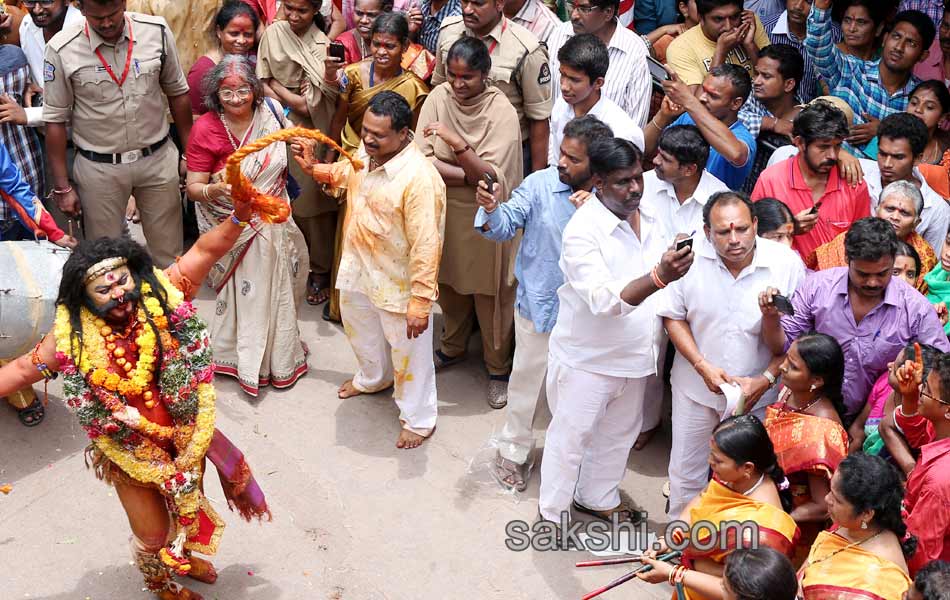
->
xmin=196 ymin=104 xmax=309 ymax=396
xmin=806 ymin=231 xmax=935 ymax=294
xmin=678 ymin=479 xmax=800 ymax=600
xmin=766 ymin=403 xmax=848 ymax=564
xmin=799 ymin=530 xmax=912 ymax=600
xmin=326 ymin=66 xmax=429 ymax=321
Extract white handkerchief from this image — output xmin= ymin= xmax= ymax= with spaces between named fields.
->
xmin=719 ymin=382 xmax=745 ymax=419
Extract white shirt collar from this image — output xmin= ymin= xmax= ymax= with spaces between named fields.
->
xmin=772 ymin=11 xmax=790 ymax=36
xmin=652 ymin=169 xmax=723 ymax=207
xmin=588 ymin=195 xmax=656 ymax=237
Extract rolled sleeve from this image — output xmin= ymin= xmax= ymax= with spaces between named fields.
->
xmin=312 ymin=161 xmax=351 ymax=189
xmin=519 ymin=46 xmax=553 ymax=121
xmin=25 ymin=106 xmax=43 ymax=128
xmin=476 ymin=182 xmax=533 ymax=242
xmin=159 ymin=25 xmax=189 ymax=97
xmin=41 ymin=49 xmax=71 ymax=124
xmin=561 ymin=232 xmax=636 ymax=317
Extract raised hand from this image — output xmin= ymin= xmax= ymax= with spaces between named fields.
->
xmin=290 ymin=137 xmax=320 ymax=173
xmin=896 ymin=342 xmax=924 ymax=414
xmin=656 ymin=240 xmax=694 ymax=284
xmin=475 ymin=178 xmax=500 ymax=212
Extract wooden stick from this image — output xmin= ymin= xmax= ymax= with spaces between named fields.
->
xmin=575 ymin=556 xmax=643 ymax=568
xmin=580 ymin=551 xmax=682 ymax=600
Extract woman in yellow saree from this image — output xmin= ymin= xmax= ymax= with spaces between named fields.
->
xmin=766 ymin=333 xmax=848 ymax=565
xmin=638 ymin=415 xmax=800 ymax=600
xmin=798 ymin=454 xmax=914 ymax=600
xmin=322 ymin=12 xmax=429 ymax=321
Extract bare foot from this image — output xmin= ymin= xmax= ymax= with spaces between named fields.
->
xmin=156 ymin=584 xmax=203 ymax=600
xmin=633 ymin=425 xmax=660 ymax=451
xmin=396 ymin=429 xmax=426 ymax=449
xmin=337 ymin=379 xmax=363 ymax=399
xmin=186 ymin=556 xmax=218 ymax=584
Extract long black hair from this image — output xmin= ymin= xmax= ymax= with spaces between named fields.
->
xmin=57 ymin=237 xmax=178 ymax=373
xmin=837 ymin=453 xmax=917 ymax=557
xmin=794 ymin=332 xmax=847 ymax=423
xmin=713 ymin=415 xmax=793 ymax=512
xmin=724 ymin=547 xmax=798 ymax=600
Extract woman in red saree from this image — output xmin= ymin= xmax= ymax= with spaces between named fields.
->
xmin=638 ymin=415 xmax=800 ymax=600
xmin=798 ymin=453 xmax=914 ymax=600
xmin=766 ymin=333 xmax=848 ymax=565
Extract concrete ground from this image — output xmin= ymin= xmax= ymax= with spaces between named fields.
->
xmin=2 ymin=290 xmax=676 ymax=600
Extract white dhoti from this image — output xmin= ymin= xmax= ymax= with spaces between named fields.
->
xmin=340 ymin=290 xmax=438 ymax=435
xmin=641 ymin=339 xmax=669 ymax=433
xmin=539 ymin=354 xmax=647 ymax=522
xmin=497 ymin=311 xmax=551 ymax=465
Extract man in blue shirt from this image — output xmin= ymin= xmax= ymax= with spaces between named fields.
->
xmin=0 ymin=141 xmax=70 ymax=245
xmin=645 ymin=63 xmax=757 ymax=190
xmin=473 ymin=115 xmax=611 ymax=492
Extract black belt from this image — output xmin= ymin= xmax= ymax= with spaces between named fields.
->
xmin=77 ymin=136 xmax=169 ymax=164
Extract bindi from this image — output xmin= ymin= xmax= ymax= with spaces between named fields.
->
xmin=105 ymin=271 xmax=117 ymax=284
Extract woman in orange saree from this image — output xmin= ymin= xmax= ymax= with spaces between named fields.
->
xmin=766 ymin=333 xmax=848 ymax=565
xmin=804 ymin=184 xmax=935 ymax=293
xmin=638 ymin=415 xmax=800 ymax=600
xmin=798 ymin=454 xmax=914 ymax=600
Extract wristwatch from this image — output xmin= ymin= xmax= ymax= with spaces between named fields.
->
xmin=762 ymin=370 xmax=777 ymax=389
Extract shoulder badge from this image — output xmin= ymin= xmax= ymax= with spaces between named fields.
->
xmin=339 ymin=71 xmax=349 ymax=92
xmin=537 ymin=62 xmax=551 ymax=86
xmin=44 ymin=60 xmax=55 ymax=83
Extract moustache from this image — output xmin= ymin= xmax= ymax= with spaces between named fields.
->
xmin=820 ymin=160 xmax=836 ymax=167
xmin=85 ymin=287 xmax=143 ymax=318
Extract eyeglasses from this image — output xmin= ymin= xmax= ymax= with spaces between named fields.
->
xmin=920 ymin=385 xmax=950 ymax=406
xmin=571 ymin=3 xmax=600 ymax=14
xmin=23 ymin=1 xmax=57 ymax=6
xmin=218 ymin=87 xmax=252 ymax=101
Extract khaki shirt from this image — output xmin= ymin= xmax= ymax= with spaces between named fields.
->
xmin=43 ymin=12 xmax=190 ymax=154
xmin=431 ymin=16 xmax=551 ymax=139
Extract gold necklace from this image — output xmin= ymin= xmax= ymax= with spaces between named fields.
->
xmin=805 ymin=530 xmax=883 ymax=568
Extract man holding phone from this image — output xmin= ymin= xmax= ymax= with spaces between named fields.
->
xmin=658 ymin=190 xmax=804 ymax=519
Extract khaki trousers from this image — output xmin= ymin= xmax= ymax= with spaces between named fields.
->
xmin=72 ymin=141 xmax=182 ymax=268
xmin=437 ymin=281 xmax=515 ymax=376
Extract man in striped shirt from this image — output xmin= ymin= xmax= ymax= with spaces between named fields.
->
xmin=418 ymin=0 xmax=461 ymax=53
xmin=547 ymin=0 xmax=652 ymax=127
xmin=760 ymin=0 xmax=839 ymax=102
xmin=504 ymin=0 xmax=558 ymax=43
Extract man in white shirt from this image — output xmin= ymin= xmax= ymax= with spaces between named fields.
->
xmin=548 ymin=33 xmax=643 ymax=165
xmin=2 ymin=0 xmax=83 ymax=127
xmin=858 ymin=112 xmax=950 ymax=255
xmin=547 ymin=0 xmax=652 ymax=126
xmin=539 ymin=137 xmax=694 ymax=524
xmin=658 ymin=191 xmax=805 ymax=519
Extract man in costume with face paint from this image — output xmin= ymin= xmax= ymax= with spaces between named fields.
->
xmin=657 ymin=190 xmax=804 ymax=519
xmin=0 ymin=194 xmax=270 ymax=599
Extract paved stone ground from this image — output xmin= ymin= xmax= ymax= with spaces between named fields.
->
xmin=2 ymin=291 xmax=675 ymax=600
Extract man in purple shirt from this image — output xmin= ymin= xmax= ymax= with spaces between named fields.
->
xmin=761 ymin=217 xmax=949 ymax=424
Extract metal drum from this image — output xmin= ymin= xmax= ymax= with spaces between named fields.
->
xmin=0 ymin=240 xmax=69 ymax=360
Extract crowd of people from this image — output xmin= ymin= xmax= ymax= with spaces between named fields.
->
xmin=4 ymin=0 xmax=950 ymax=598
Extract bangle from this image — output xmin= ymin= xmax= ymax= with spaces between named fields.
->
xmin=202 ymin=184 xmax=211 ymax=201
xmin=674 ymin=566 xmax=688 ymax=585
xmin=30 ymin=342 xmax=56 ymax=380
xmin=762 ymin=370 xmax=777 ymax=388
xmin=648 ymin=119 xmax=663 ymax=132
xmin=52 ymin=185 xmax=73 ymax=196
xmin=453 ymin=143 xmax=470 ymax=155
xmin=650 ymin=266 xmax=667 ymax=289
xmin=230 ymin=213 xmax=248 ymax=228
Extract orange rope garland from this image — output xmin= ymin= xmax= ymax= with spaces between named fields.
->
xmin=225 ymin=127 xmax=365 ymax=224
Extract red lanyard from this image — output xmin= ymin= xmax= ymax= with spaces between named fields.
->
xmin=485 ymin=19 xmax=507 ymax=55
xmin=85 ymin=17 xmax=134 ymax=87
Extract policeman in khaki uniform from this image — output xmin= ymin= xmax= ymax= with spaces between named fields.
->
xmin=43 ymin=0 xmax=193 ymax=268
xmin=432 ymin=0 xmax=552 ymax=174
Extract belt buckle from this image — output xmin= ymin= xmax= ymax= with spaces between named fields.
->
xmin=121 ymin=149 xmax=142 ymax=164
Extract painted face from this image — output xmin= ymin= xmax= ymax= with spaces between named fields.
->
xmin=446 ymin=57 xmax=486 ymax=101
xmin=877 ymin=137 xmax=917 ymax=186
xmin=761 ymin=221 xmax=795 ymax=247
xmin=84 ymin=265 xmax=139 ymax=322
xmin=461 ymin=0 xmax=502 ymax=34
xmin=283 ymin=0 xmax=318 ymax=35
xmin=699 ymin=3 xmax=742 ymax=42
xmin=29 ymin=0 xmax=68 ymax=28
xmin=570 ymin=0 xmax=613 ymax=35
xmin=875 ymin=193 xmax=919 ymax=240
xmin=595 ymin=162 xmax=644 ymax=219
xmin=892 ymin=255 xmax=919 ymax=287
xmin=847 ymin=255 xmax=895 ymax=300
xmin=80 ymin=0 xmax=127 ymax=43
xmin=371 ymin=32 xmax=405 ymax=71
xmin=218 ymin=14 xmax=255 ymax=55
xmin=706 ymin=201 xmax=757 ymax=266
xmin=557 ymin=136 xmax=593 ymax=190
xmin=217 ymin=73 xmax=254 ymax=119
xmin=779 ymin=341 xmax=816 ymax=394
xmin=559 ymin=63 xmax=598 ymax=107
xmin=908 ymin=88 xmax=946 ymax=133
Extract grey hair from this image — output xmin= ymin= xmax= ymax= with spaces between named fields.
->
xmin=880 ymin=180 xmax=924 ymax=217
xmin=201 ymin=55 xmax=264 ymax=115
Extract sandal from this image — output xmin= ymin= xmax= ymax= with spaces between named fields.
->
xmin=433 ymin=349 xmax=465 ymax=371
xmin=572 ymin=500 xmax=645 ymax=524
xmin=306 ymin=273 xmax=331 ymax=306
xmin=492 ymin=454 xmax=528 ymax=492
xmin=16 ymin=398 xmax=45 ymax=427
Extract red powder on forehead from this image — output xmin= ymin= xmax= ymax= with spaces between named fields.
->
xmin=220 ymin=72 xmax=248 ymax=88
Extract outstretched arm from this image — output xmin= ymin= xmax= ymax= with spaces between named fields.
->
xmin=0 ymin=334 xmax=58 ymax=399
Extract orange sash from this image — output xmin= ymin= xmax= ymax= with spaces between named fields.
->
xmin=799 ymin=530 xmax=912 ymax=600
xmin=680 ymin=479 xmax=800 ymax=600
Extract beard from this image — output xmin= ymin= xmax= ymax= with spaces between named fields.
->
xmin=84 ymin=285 xmax=143 ymax=320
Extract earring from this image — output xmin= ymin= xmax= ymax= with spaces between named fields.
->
xmin=809 ymin=384 xmax=817 ymax=392
xmin=860 ymin=521 xmax=868 ymax=530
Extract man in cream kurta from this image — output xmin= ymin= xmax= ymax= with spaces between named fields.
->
xmin=300 ymin=92 xmax=446 ymax=449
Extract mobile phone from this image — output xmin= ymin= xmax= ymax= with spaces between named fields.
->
xmin=647 ymin=56 xmax=670 ymax=84
xmin=482 ymin=171 xmax=496 ymax=191
xmin=329 ymin=42 xmax=346 ymax=62
xmin=809 ymin=201 xmax=823 ymax=215
xmin=675 ymin=236 xmax=693 ymax=252
xmin=772 ymin=294 xmax=795 ymax=316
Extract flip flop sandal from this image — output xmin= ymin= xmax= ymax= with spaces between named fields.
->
xmin=492 ymin=455 xmax=528 ymax=492
xmin=572 ymin=500 xmax=646 ymax=524
xmin=17 ymin=398 xmax=45 ymax=427
xmin=306 ymin=274 xmax=331 ymax=306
